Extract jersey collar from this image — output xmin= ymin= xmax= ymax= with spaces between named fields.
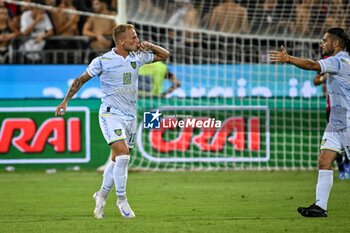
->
xmin=112 ymin=48 xmax=130 ymax=61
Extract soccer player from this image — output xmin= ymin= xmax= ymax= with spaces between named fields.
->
xmin=55 ymin=24 xmax=169 ymax=218
xmin=269 ymin=27 xmax=350 ymax=217
xmin=313 ymin=71 xmax=350 ymax=180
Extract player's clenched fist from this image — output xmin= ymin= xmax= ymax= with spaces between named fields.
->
xmin=55 ymin=103 xmax=67 ymax=116
xmin=139 ymin=41 xmax=154 ymax=51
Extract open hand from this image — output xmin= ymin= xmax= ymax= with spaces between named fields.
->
xmin=269 ymin=45 xmax=290 ymax=63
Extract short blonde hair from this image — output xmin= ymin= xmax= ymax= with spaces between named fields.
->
xmin=112 ymin=24 xmax=135 ymax=45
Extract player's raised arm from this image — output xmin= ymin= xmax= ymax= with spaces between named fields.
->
xmin=139 ymin=41 xmax=170 ymax=62
xmin=55 ymin=71 xmax=93 ymax=116
xmin=269 ymin=45 xmax=321 ymax=72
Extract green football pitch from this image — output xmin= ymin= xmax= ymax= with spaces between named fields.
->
xmin=0 ymin=170 xmax=349 ymax=233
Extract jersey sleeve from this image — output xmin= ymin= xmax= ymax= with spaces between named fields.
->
xmin=86 ymin=57 xmax=102 ymax=77
xmin=317 ymin=56 xmax=339 ymax=74
xmin=139 ymin=51 xmax=154 ymax=66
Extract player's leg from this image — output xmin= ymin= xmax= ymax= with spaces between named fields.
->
xmin=297 ymin=149 xmax=337 ymax=217
xmin=93 ymin=158 xmax=114 ymax=218
xmin=315 ymin=149 xmax=337 ymax=209
xmin=110 ymin=140 xmax=135 ymax=218
xmin=297 ymin=126 xmax=339 ymax=217
xmin=112 ymin=119 xmax=137 ymax=218
xmin=93 ymin=109 xmax=125 ymax=219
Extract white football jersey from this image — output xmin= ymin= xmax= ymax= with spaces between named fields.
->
xmin=318 ymin=51 xmax=350 ymax=129
xmin=87 ymin=49 xmax=154 ymax=119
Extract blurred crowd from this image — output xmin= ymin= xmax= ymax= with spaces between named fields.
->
xmin=0 ymin=0 xmax=349 ymax=64
xmin=0 ymin=0 xmax=116 ymax=62
xmin=133 ymin=0 xmax=349 ymax=36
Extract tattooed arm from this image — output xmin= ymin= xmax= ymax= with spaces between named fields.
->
xmin=55 ymin=71 xmax=93 ymax=116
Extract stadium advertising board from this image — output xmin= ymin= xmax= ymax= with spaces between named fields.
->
xmin=0 ymin=107 xmax=90 ymax=164
xmin=0 ymin=65 xmax=321 ymax=98
xmin=137 ymin=106 xmax=270 ymax=163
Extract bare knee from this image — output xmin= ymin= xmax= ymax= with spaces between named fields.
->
xmin=318 ymin=150 xmax=337 ymax=170
xmin=110 ymin=140 xmax=129 ymax=161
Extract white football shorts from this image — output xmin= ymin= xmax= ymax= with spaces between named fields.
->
xmin=320 ymin=124 xmax=350 ymax=159
xmin=98 ymin=105 xmax=136 ymax=148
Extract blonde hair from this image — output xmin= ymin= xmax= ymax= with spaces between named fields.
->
xmin=112 ymin=24 xmax=135 ymax=45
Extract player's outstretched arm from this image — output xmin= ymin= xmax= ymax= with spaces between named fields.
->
xmin=55 ymin=71 xmax=93 ymax=116
xmin=269 ymin=45 xmax=321 ymax=72
xmin=139 ymin=41 xmax=170 ymax=62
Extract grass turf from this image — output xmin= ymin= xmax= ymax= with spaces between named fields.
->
xmin=0 ymin=170 xmax=349 ymax=233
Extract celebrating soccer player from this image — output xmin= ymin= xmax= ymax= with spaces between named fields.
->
xmin=269 ymin=27 xmax=350 ymax=217
xmin=55 ymin=24 xmax=169 ymax=218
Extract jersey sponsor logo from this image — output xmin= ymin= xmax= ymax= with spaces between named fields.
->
xmin=130 ymin=62 xmax=137 ymax=69
xmin=123 ymin=72 xmax=132 ymax=85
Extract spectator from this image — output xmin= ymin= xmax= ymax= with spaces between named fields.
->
xmin=83 ymin=0 xmax=116 ymax=51
xmin=0 ymin=5 xmax=19 ymax=63
xmin=45 ymin=0 xmax=60 ymax=34
xmin=167 ymin=0 xmax=200 ymax=46
xmin=56 ymin=0 xmax=80 ymax=36
xmin=249 ymin=0 xmax=277 ymax=34
xmin=293 ymin=0 xmax=314 ymax=36
xmin=135 ymin=0 xmax=166 ymax=23
xmin=9 ymin=0 xmax=31 ymax=32
xmin=311 ymin=0 xmax=329 ymax=37
xmin=209 ymin=0 xmax=249 ymax=34
xmin=20 ymin=0 xmax=53 ymax=61
xmin=167 ymin=0 xmax=199 ymax=29
xmin=138 ymin=61 xmax=180 ymax=97
xmin=45 ymin=0 xmax=80 ymax=53
xmin=71 ymin=0 xmax=90 ymax=34
xmin=323 ymin=0 xmax=346 ymax=31
xmin=261 ymin=0 xmax=295 ymax=36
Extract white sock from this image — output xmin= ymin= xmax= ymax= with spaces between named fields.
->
xmin=113 ymin=155 xmax=130 ymax=200
xmin=315 ymin=169 xmax=333 ymax=210
xmin=99 ymin=160 xmax=115 ymax=198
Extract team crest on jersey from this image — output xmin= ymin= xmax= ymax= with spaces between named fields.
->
xmin=114 ymin=129 xmax=122 ymax=136
xmin=130 ymin=62 xmax=137 ymax=69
